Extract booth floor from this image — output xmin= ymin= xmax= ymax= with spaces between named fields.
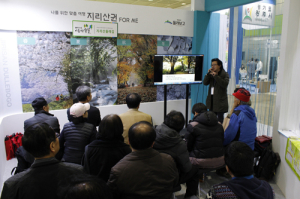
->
xmin=174 ymin=171 xmax=286 ymax=199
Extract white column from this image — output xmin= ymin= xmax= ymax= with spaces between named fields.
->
xmin=273 ymin=0 xmax=300 ymax=198
xmin=191 ymin=0 xmax=205 ymax=11
xmin=227 ymin=7 xmax=239 ymax=94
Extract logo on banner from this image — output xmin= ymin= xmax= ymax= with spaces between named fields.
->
xmin=243 ymin=7 xmax=253 ymax=21
xmin=164 ymin=20 xmax=172 ymax=24
xmin=74 ymin=23 xmax=93 ymax=34
xmin=84 ymin=24 xmax=93 ymax=29
xmin=165 ymin=19 xmax=185 ymax=26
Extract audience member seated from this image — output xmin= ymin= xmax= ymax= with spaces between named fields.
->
xmin=119 ymin=93 xmax=152 ymax=144
xmin=64 ymin=174 xmax=113 ymax=199
xmin=107 ymin=121 xmax=178 ymax=199
xmin=206 ymin=141 xmax=274 ymax=199
xmin=185 ymin=103 xmax=225 ymax=169
xmin=59 ymin=103 xmax=96 ymax=164
xmin=1 ymin=123 xmax=83 ymax=199
xmin=226 ymin=87 xmax=251 ymax=118
xmin=153 ymin=111 xmax=201 ymax=199
xmin=223 ymin=88 xmax=257 ymax=150
xmin=82 ymin=114 xmax=131 ymax=182
xmin=67 ymin=85 xmax=101 ymax=128
xmin=24 ymin=97 xmax=60 ymax=133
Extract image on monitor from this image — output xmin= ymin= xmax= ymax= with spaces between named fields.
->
xmin=154 ymin=54 xmax=203 ymax=85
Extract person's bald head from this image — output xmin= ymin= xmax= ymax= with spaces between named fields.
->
xmin=128 ymin=121 xmax=156 ymax=150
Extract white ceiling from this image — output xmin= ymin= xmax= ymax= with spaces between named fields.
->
xmin=87 ymin=0 xmax=192 ymax=9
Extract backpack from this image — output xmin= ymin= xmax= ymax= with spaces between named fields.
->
xmin=254 ymin=135 xmax=272 ymax=156
xmin=254 ymin=149 xmax=281 ymax=181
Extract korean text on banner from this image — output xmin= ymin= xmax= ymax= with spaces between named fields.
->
xmin=72 ymin=21 xmax=118 ymax=37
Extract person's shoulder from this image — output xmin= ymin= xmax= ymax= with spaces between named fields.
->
xmin=220 ymin=69 xmax=229 ymax=76
xmin=60 ymin=162 xmax=84 ymax=172
xmin=119 ymin=110 xmax=129 ymax=117
xmin=159 ymin=152 xmax=175 ymax=162
xmin=4 ymin=168 xmax=31 ymax=186
xmin=137 ymin=110 xmax=152 ymax=118
xmin=89 ymin=106 xmax=100 ymax=113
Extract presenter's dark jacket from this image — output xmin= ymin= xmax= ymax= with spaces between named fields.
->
xmin=59 ymin=122 xmax=96 ymax=164
xmin=186 ymin=111 xmax=224 ymax=159
xmin=83 ymin=139 xmax=131 ymax=182
xmin=24 ymin=110 xmax=60 ymax=133
xmin=67 ymin=105 xmax=101 ymax=127
xmin=1 ymin=157 xmax=83 ymax=199
xmin=203 ymin=69 xmax=229 ymax=113
xmin=107 ymin=148 xmax=178 ymax=199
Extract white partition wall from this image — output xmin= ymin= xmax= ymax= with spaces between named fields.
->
xmin=272 ymin=0 xmax=300 ymax=198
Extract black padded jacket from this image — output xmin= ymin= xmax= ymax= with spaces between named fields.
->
xmin=185 ymin=111 xmax=224 ymax=158
xmin=59 ymin=122 xmax=96 ymax=165
xmin=153 ymin=124 xmax=192 ymax=173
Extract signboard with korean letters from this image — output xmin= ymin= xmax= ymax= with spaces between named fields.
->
xmin=0 ymin=0 xmax=193 ymax=37
xmin=72 ymin=21 xmax=118 ymax=37
xmin=242 ymin=2 xmax=275 ymax=27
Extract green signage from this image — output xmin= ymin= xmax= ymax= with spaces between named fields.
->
xmin=71 ymin=38 xmax=88 ymax=45
xmin=117 ymin=39 xmax=131 ymax=46
xmin=17 ymin=37 xmax=36 ymax=45
xmin=157 ymin=40 xmax=170 ymax=47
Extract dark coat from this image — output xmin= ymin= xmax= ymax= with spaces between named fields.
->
xmin=1 ymin=157 xmax=83 ymax=199
xmin=203 ymin=69 xmax=229 ymax=113
xmin=83 ymin=140 xmax=131 ymax=182
xmin=24 ymin=111 xmax=60 ymax=133
xmin=107 ymin=148 xmax=178 ymax=199
xmin=153 ymin=124 xmax=192 ymax=173
xmin=186 ymin=112 xmax=224 ymax=159
xmin=59 ymin=122 xmax=96 ymax=164
xmin=67 ymin=105 xmax=101 ymax=127
xmin=14 ymin=146 xmax=34 ymax=175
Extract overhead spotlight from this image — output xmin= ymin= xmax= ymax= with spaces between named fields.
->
xmin=182 ymin=3 xmax=186 ymax=5
xmin=149 ymin=0 xmax=153 ymax=1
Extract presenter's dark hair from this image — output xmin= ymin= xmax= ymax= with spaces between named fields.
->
xmin=128 ymin=121 xmax=156 ymax=150
xmin=225 ymin=141 xmax=254 ymax=177
xmin=76 ymin=86 xmax=91 ymax=101
xmin=164 ymin=110 xmax=185 ymax=132
xmin=126 ymin=93 xmax=141 ymax=109
xmin=192 ymin=103 xmax=207 ymax=115
xmin=211 ymin=58 xmax=223 ymax=71
xmin=23 ymin=123 xmax=56 ymax=158
xmin=97 ymin=114 xmax=124 ymax=141
xmin=64 ymin=174 xmax=113 ymax=199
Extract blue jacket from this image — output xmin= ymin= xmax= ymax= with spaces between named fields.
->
xmin=223 ymin=105 xmax=257 ymax=150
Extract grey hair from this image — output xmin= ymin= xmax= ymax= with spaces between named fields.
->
xmin=240 ymin=100 xmax=251 ymax=106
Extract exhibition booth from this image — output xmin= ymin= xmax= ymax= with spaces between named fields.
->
xmin=1 ymin=0 xmax=300 ymax=198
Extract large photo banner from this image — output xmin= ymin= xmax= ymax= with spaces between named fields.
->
xmin=0 ymin=0 xmax=195 ymax=113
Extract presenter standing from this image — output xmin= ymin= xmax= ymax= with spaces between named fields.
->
xmin=203 ymin=58 xmax=229 ymax=123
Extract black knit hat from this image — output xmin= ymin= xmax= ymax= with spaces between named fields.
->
xmin=32 ymin=97 xmax=48 ymax=110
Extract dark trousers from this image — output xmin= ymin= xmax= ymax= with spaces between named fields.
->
xmin=214 ymin=112 xmax=224 ymax=124
xmin=210 ymin=96 xmax=225 ymax=124
xmin=177 ymin=165 xmax=202 ymax=198
xmin=256 ymin=71 xmax=261 ymax=80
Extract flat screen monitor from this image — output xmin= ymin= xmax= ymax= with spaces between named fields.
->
xmin=154 ymin=54 xmax=203 ymax=85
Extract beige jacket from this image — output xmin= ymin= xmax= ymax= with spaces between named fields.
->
xmin=119 ymin=108 xmax=152 ymax=144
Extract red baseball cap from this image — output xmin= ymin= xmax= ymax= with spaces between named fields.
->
xmin=232 ymin=88 xmax=251 ymax=102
